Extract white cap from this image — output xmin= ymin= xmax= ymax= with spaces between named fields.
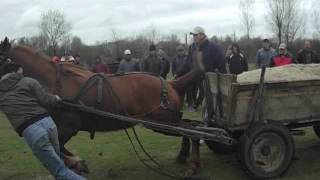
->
xmin=68 ymin=56 xmax=75 ymax=61
xmin=190 ymin=26 xmax=205 ymax=35
xmin=279 ymin=43 xmax=286 ymax=49
xmin=124 ymin=49 xmax=131 ymax=55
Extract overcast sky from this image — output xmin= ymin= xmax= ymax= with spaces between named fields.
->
xmin=0 ymin=0 xmax=316 ymax=45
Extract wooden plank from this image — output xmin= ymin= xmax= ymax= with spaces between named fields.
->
xmin=206 ymin=72 xmax=237 ymax=96
xmin=228 ymin=84 xmax=320 ymax=127
xmin=233 ymin=79 xmax=320 ymax=92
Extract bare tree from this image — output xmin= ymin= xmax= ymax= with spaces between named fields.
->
xmin=266 ymin=0 xmax=304 ymax=47
xmin=40 ymin=9 xmax=71 ymax=56
xmin=266 ymin=0 xmax=286 ymax=44
xmin=312 ymin=1 xmax=320 ymax=37
xmin=107 ymin=21 xmax=122 ymax=58
xmin=18 ymin=35 xmax=48 ymax=51
xmin=145 ymin=24 xmax=161 ymax=44
xmin=283 ymin=0 xmax=304 ymax=47
xmin=239 ymin=0 xmax=255 ymax=40
xmin=71 ymin=36 xmax=83 ymax=54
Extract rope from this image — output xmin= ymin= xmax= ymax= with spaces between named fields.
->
xmin=124 ymin=129 xmax=209 ymax=180
xmin=103 ymin=76 xmax=209 ymax=180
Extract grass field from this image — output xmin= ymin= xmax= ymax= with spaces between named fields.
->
xmin=1 ymin=110 xmax=320 ymax=180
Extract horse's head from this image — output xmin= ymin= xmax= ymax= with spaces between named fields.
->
xmin=0 ymin=37 xmax=12 ymax=67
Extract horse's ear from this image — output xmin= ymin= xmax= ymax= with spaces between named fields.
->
xmin=4 ymin=37 xmax=9 ymax=44
xmin=2 ymin=37 xmax=11 ymax=51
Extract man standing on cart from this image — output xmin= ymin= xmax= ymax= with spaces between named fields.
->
xmin=176 ymin=26 xmax=226 ymax=112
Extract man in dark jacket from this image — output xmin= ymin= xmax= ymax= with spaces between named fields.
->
xmin=142 ymin=44 xmax=162 ymax=76
xmin=176 ymin=26 xmax=226 ymax=76
xmin=176 ymin=26 xmax=226 ymax=112
xmin=297 ymin=40 xmax=319 ymax=64
xmin=0 ymin=63 xmax=86 ymax=180
xmin=226 ymin=43 xmax=248 ymax=74
xmin=172 ymin=45 xmax=187 ymax=77
xmin=117 ymin=49 xmax=140 ymax=73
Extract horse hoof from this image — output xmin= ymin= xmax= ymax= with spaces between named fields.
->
xmin=184 ymin=168 xmax=196 ymax=178
xmin=184 ymin=163 xmax=199 ymax=177
xmin=75 ymin=160 xmax=89 ymax=174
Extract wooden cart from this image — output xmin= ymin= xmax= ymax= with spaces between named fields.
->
xmin=203 ymin=68 xmax=320 ymax=179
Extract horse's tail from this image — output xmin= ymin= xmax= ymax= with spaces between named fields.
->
xmin=170 ymin=69 xmax=204 ymax=96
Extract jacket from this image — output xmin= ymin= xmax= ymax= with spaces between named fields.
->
xmin=297 ymin=49 xmax=319 ymax=64
xmin=172 ymin=54 xmax=187 ymax=76
xmin=227 ymin=53 xmax=248 ymax=75
xmin=91 ymin=63 xmax=111 ymax=74
xmin=117 ymin=58 xmax=140 ymax=73
xmin=176 ymin=39 xmax=226 ymax=76
xmin=270 ymin=54 xmax=293 ymax=67
xmin=256 ymin=48 xmax=276 ymax=68
xmin=142 ymin=54 xmax=162 ymax=76
xmin=0 ymin=73 xmax=59 ymax=136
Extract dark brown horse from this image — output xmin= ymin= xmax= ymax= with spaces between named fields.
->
xmin=0 ymin=38 xmax=203 ymax=177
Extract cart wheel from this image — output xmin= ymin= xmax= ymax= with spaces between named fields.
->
xmin=313 ymin=124 xmax=320 ymax=138
xmin=238 ymin=122 xmax=294 ymax=179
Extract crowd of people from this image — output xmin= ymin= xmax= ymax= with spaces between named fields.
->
xmin=51 ymin=26 xmax=320 ymax=112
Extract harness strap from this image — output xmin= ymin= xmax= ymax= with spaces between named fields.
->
xmin=97 ymin=76 xmax=104 ymax=104
xmin=55 ymin=62 xmax=63 ymax=94
xmin=77 ymin=73 xmax=106 ymax=140
xmin=73 ymin=73 xmax=106 ymax=105
xmin=160 ymin=77 xmax=169 ymax=109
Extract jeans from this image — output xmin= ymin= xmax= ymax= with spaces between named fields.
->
xmin=22 ymin=116 xmax=86 ymax=180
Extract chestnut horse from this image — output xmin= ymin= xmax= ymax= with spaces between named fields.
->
xmin=0 ymin=38 xmax=203 ymax=177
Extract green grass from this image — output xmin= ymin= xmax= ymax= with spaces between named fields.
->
xmin=1 ymin=110 xmax=320 ymax=180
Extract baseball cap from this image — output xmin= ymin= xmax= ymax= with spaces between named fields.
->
xmin=124 ymin=49 xmax=131 ymax=55
xmin=190 ymin=26 xmax=205 ymax=35
xmin=279 ymin=43 xmax=286 ymax=49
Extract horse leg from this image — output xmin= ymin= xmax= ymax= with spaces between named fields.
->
xmin=62 ymin=146 xmax=89 ymax=174
xmin=176 ymin=137 xmax=190 ymax=164
xmin=184 ymin=139 xmax=200 ymax=177
xmin=54 ymin=112 xmax=89 ymax=174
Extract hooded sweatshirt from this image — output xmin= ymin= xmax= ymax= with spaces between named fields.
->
xmin=0 ymin=73 xmax=59 ymax=136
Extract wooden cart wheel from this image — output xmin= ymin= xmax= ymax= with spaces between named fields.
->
xmin=238 ymin=122 xmax=294 ymax=179
xmin=313 ymin=124 xmax=320 ymax=138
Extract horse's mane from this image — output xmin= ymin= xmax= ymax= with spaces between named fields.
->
xmin=13 ymin=45 xmax=92 ymax=78
xmin=13 ymin=45 xmax=52 ymax=62
xmin=61 ymin=63 xmax=93 ymax=78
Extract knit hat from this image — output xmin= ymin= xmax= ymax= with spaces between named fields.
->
xmin=149 ymin=44 xmax=156 ymax=51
